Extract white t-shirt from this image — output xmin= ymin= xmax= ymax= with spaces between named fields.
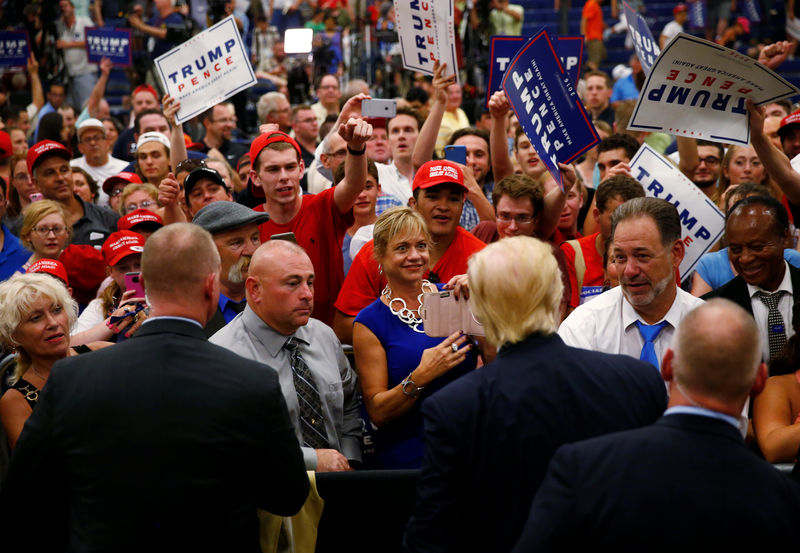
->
xmin=660 ymin=21 xmax=683 ymax=46
xmin=71 ymin=156 xmax=129 ymax=207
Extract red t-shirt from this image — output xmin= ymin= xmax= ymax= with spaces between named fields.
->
xmin=582 ymin=0 xmax=604 ymax=41
xmin=334 ymin=227 xmax=486 ymax=317
xmin=255 ymin=187 xmax=353 ymax=326
xmin=560 ymin=231 xmax=605 ymax=308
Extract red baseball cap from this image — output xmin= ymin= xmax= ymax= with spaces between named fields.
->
xmin=59 ymin=244 xmax=106 ymax=304
xmin=249 ymin=131 xmax=302 ymax=167
xmin=117 ymin=209 xmax=163 ymax=232
xmin=412 ymin=160 xmax=468 ymax=193
xmin=0 ymin=130 xmax=12 ymax=160
xmin=778 ymin=109 xmax=800 ymax=138
xmin=133 ymin=84 xmax=158 ymax=101
xmin=102 ymin=230 xmax=145 ymax=267
xmin=27 ymin=140 xmax=72 ymax=175
xmin=27 ymin=258 xmax=69 ymax=286
xmin=673 ymin=4 xmax=688 ymax=15
xmin=102 ymin=171 xmax=142 ymax=195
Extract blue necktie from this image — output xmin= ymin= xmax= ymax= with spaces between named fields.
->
xmin=635 ymin=320 xmax=669 ymax=369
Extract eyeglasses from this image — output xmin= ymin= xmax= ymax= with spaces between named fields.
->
xmin=109 ymin=188 xmax=125 ymax=197
xmin=497 ymin=213 xmax=534 ymax=225
xmin=326 ymin=149 xmax=347 ymax=158
xmin=80 ymin=134 xmax=105 ymax=144
xmin=126 ymin=200 xmax=156 ymax=213
xmin=12 ymin=173 xmax=29 ymax=182
xmin=32 ymin=225 xmax=67 ymax=236
xmin=698 ymin=156 xmax=721 ymax=166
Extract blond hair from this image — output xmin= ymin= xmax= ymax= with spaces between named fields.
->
xmin=372 ymin=206 xmax=432 ymax=262
xmin=0 ymin=273 xmax=77 ymax=382
xmin=118 ymin=182 xmax=159 ymax=215
xmin=20 ymin=200 xmax=71 ymax=251
xmin=468 ymin=236 xmax=563 ymax=346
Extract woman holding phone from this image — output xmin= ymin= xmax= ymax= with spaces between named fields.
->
xmin=352 ymin=207 xmax=482 ymax=469
xmin=72 ymin=231 xmax=148 ymax=342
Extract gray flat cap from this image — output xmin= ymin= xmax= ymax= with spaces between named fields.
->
xmin=192 ymin=201 xmax=270 ymax=234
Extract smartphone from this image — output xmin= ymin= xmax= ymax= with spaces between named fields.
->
xmin=284 ymin=28 xmax=313 ymax=53
xmin=362 ymin=98 xmax=397 ymax=118
xmin=29 ymin=192 xmax=44 ymax=202
xmin=444 ymin=144 xmax=467 ymax=166
xmin=419 ymin=291 xmax=485 ymax=337
xmin=124 ymin=272 xmax=145 ymax=298
xmin=270 ymin=232 xmax=298 ymax=244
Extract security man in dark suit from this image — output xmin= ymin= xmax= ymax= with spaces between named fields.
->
xmin=704 ymin=195 xmax=800 ymax=362
xmin=512 ymin=299 xmax=800 ymax=552
xmin=403 ymin=236 xmax=668 ymax=553
xmin=0 ymin=223 xmax=309 ymax=553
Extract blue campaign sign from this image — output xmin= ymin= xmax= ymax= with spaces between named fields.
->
xmin=85 ymin=28 xmax=132 ymax=67
xmin=0 ymin=31 xmax=30 ymax=68
xmin=485 ymin=35 xmax=583 ymax=107
xmin=501 ymin=29 xmax=599 ymax=190
xmin=687 ymin=0 xmax=707 ymax=30
xmin=622 ymin=1 xmax=660 ymax=74
xmin=741 ymin=0 xmax=761 ymax=23
xmin=556 ymin=35 xmax=584 ymax=87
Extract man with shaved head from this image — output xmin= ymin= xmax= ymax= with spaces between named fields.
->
xmin=211 ymin=240 xmax=362 ymax=473
xmin=514 ymin=299 xmax=800 ymax=551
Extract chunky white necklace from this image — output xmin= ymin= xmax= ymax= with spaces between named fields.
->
xmin=382 ymin=280 xmax=435 ymax=333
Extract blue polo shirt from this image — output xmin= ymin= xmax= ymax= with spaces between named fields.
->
xmin=0 ymin=223 xmax=30 ymax=281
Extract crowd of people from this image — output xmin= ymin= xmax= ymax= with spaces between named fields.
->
xmin=2 ymin=0 xmax=800 ymax=551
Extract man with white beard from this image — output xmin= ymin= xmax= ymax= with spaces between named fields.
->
xmin=192 ymin=201 xmax=270 ymax=336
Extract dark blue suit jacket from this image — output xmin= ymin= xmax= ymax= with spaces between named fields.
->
xmin=403 ymin=333 xmax=667 ymax=553
xmin=0 ymin=318 xmax=309 ymax=553
xmin=512 ymin=413 xmax=800 ymax=552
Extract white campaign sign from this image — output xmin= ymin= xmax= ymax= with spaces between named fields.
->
xmin=393 ymin=0 xmax=459 ymax=83
xmin=629 ymin=33 xmax=799 ymax=145
xmin=629 ymin=144 xmax=725 ymax=280
xmin=154 ymin=16 xmax=256 ymax=124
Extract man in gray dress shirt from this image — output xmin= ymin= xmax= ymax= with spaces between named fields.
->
xmin=211 ymin=239 xmax=362 ymax=472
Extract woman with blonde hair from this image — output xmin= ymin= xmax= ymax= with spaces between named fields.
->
xmin=0 ymin=274 xmax=108 ymax=447
xmin=17 ymin=200 xmax=71 ymax=273
xmin=352 ymin=206 xmax=483 ymax=469
xmin=117 ymin=182 xmax=160 ymax=215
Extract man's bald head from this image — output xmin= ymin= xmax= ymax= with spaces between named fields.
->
xmin=246 ymin=240 xmax=315 ymax=335
xmin=142 ymin=223 xmax=221 ymax=302
xmin=671 ymin=299 xmax=762 ymax=404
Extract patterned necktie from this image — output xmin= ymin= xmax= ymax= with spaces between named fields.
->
xmin=635 ymin=320 xmax=669 ymax=369
xmin=755 ymin=290 xmax=787 ymax=360
xmin=283 ymin=337 xmax=329 ymax=449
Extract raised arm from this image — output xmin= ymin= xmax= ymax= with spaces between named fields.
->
xmin=28 ymin=54 xmax=44 ymax=112
xmin=87 ymin=57 xmax=112 ymax=116
xmin=412 ymin=61 xmax=455 ymax=170
xmin=488 ymin=90 xmax=514 ymax=184
xmin=537 ymin=163 xmax=574 ymax=239
xmin=676 ymin=136 xmax=699 ymax=179
xmin=333 ymin=118 xmax=373 ymax=213
xmin=163 ymin=95 xmax=188 ymax=172
xmin=748 ymin=99 xmax=800 ymax=204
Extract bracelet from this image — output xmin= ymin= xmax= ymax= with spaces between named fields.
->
xmin=347 ymin=145 xmax=366 ymax=156
xmin=401 ymin=373 xmax=424 ymax=399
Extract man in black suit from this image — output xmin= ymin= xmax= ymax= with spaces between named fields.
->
xmin=403 ymin=236 xmax=668 ymax=553
xmin=0 ymin=223 xmax=309 ymax=552
xmin=512 ymin=299 xmax=800 ymax=552
xmin=703 ymin=195 xmax=799 ymax=362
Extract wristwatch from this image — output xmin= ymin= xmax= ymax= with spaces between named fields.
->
xmin=401 ymin=374 xmax=424 ymax=398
